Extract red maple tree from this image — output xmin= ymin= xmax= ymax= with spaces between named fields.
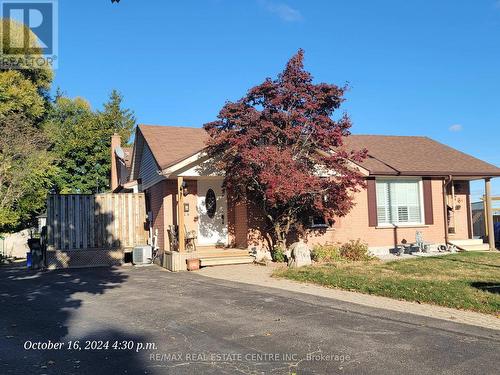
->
xmin=204 ymin=50 xmax=367 ymax=250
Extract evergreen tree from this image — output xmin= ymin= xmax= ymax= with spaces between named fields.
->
xmin=44 ymin=92 xmax=136 ymax=194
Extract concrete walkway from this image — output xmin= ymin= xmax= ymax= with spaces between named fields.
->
xmin=197 ymin=263 xmax=500 ymax=331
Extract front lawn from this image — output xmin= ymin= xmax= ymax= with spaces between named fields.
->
xmin=273 ymin=252 xmax=500 ymax=315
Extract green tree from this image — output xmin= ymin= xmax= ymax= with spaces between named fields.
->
xmin=0 ymin=19 xmax=53 ymax=119
xmin=98 ymin=89 xmax=136 ymax=144
xmin=0 ymin=18 xmax=55 ymax=232
xmin=0 ymin=19 xmax=136 ymax=231
xmin=44 ymin=91 xmax=136 ymax=194
xmin=44 ymin=97 xmax=99 ymax=193
xmin=0 ymin=114 xmax=55 ymax=232
xmin=0 ymin=70 xmax=46 ymax=120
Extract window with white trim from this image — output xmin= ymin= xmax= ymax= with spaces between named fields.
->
xmin=376 ymin=179 xmax=423 ymax=225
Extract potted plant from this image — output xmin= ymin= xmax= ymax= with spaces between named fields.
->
xmin=186 ymin=258 xmax=200 ymax=271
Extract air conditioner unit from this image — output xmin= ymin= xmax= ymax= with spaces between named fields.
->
xmin=132 ymin=245 xmax=152 ymax=265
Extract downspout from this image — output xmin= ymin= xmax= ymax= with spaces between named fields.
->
xmin=451 ymin=178 xmax=457 ymax=232
xmin=443 ymin=175 xmax=453 ymax=245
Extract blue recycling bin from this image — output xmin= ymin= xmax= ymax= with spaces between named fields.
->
xmin=26 ymin=252 xmax=32 ymax=268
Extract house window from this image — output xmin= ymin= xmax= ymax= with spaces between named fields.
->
xmin=309 ymin=216 xmax=329 ymax=229
xmin=376 ymin=179 xmax=423 ymax=225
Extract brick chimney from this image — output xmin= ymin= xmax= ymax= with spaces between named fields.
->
xmin=111 ymin=133 xmax=121 ymax=191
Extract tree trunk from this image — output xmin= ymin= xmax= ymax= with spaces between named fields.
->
xmin=274 ymin=223 xmax=287 ymax=250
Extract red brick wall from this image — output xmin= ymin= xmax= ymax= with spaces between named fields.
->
xmin=448 ymin=181 xmax=471 ymax=240
xmin=146 ymin=181 xmax=166 ymax=250
xmin=227 ymin=193 xmax=236 ymax=246
xmin=246 ymin=200 xmax=270 ymax=249
xmin=178 ymin=180 xmax=198 ymax=245
xmin=227 ymin=194 xmax=248 ymax=248
xmin=147 ymin=179 xmax=199 ymax=251
xmin=162 ymin=180 xmax=177 ymax=251
xmin=238 ymin=178 xmax=471 ymax=250
xmin=150 ymin=177 xmax=471 ymax=251
xmin=305 ymin=178 xmax=448 ymax=248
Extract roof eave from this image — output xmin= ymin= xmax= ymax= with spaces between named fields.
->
xmin=159 ymin=151 xmax=207 ymax=177
xmin=368 ymin=170 xmax=500 ymax=178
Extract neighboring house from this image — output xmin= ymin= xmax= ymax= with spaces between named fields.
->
xmin=111 ymin=125 xmax=500 ymax=270
xmin=471 ymin=200 xmax=500 ymax=238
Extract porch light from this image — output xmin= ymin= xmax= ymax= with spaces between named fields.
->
xmin=180 ymin=181 xmax=188 ymax=197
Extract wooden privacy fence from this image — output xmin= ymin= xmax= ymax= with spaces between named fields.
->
xmin=46 ymin=193 xmax=148 ymax=268
xmin=472 ymin=196 xmax=500 ymax=238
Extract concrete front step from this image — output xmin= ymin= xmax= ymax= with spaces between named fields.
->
xmin=199 ymin=256 xmax=255 ymax=267
xmin=448 ymin=239 xmax=490 ymax=251
xmin=457 ymin=244 xmax=491 ymax=252
xmin=449 ymin=239 xmax=484 ymax=246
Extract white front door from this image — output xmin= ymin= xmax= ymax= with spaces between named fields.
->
xmin=197 ymin=179 xmax=228 ymax=246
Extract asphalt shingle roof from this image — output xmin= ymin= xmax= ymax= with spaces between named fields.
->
xmin=137 ymin=125 xmax=500 ymax=177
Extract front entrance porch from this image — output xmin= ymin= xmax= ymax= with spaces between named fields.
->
xmin=172 ymin=175 xmax=231 ymax=252
xmin=157 ymin=162 xmax=252 ymax=271
xmin=443 ymin=177 xmax=498 ymax=251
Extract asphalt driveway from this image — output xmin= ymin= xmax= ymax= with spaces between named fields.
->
xmin=0 ymin=264 xmax=499 ymax=374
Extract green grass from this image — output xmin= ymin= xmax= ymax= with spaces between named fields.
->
xmin=273 ymin=252 xmax=500 ymax=315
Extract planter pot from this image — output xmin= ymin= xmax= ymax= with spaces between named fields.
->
xmin=186 ymin=258 xmax=200 ymax=271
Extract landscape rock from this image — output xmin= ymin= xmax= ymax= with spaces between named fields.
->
xmin=287 ymin=241 xmax=312 ymax=268
xmin=252 ymin=247 xmax=273 ymax=262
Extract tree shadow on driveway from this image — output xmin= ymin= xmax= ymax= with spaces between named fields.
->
xmin=0 ymin=265 xmax=150 ymax=374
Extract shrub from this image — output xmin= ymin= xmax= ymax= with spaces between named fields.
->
xmin=339 ymin=239 xmax=371 ymax=261
xmin=272 ymin=246 xmax=286 ymax=263
xmin=311 ymin=243 xmax=341 ymax=263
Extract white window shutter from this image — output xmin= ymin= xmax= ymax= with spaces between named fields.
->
xmin=376 ymin=181 xmax=390 ymax=224
xmin=376 ymin=180 xmax=422 ymax=225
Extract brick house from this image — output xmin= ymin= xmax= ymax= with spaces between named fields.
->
xmin=111 ymin=124 xmax=500 ymax=271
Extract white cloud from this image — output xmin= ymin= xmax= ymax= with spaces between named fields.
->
xmin=448 ymin=124 xmax=463 ymax=132
xmin=260 ymin=0 xmax=302 ymax=22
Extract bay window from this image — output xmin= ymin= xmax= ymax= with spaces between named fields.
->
xmin=376 ymin=179 xmax=424 ymax=225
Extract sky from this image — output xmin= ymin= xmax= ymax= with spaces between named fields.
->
xmin=49 ymin=0 xmax=500 ymax=200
